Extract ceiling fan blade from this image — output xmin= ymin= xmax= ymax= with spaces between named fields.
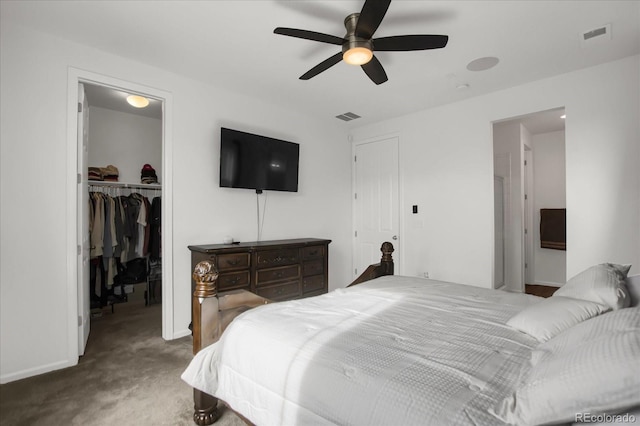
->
xmin=274 ymin=27 xmax=344 ymax=45
xmin=300 ymin=52 xmax=344 ymax=80
xmin=373 ymin=34 xmax=449 ymax=51
xmin=355 ymin=0 xmax=391 ymax=39
xmin=361 ymin=56 xmax=388 ymax=85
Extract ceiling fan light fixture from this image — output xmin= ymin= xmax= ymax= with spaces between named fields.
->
xmin=126 ymin=95 xmax=149 ymax=108
xmin=343 ymin=47 xmax=373 ymax=65
xmin=274 ymin=0 xmax=449 ymax=83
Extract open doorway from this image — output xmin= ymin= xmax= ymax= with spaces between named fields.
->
xmin=67 ymin=68 xmax=174 ymax=362
xmin=83 ymin=82 xmax=163 ymax=334
xmin=492 ymin=107 xmax=566 ymax=292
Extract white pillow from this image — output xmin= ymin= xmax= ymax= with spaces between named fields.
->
xmin=532 ymin=306 xmax=640 ymax=365
xmin=495 ymin=307 xmax=640 ymax=426
xmin=554 ymin=263 xmax=632 ymax=310
xmin=507 ymin=296 xmax=609 ymax=342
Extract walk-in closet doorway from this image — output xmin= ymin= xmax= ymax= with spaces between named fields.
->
xmin=67 ymin=69 xmax=174 ymax=362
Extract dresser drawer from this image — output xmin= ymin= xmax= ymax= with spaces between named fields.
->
xmin=217 ymin=253 xmax=250 ymax=271
xmin=302 ymin=274 xmax=325 ymax=294
xmin=217 ymin=271 xmax=251 ymax=291
xmin=303 ymin=259 xmax=324 ymax=277
xmin=256 ymin=248 xmax=299 ymax=267
xmin=256 ymin=281 xmax=300 ymax=301
xmin=301 ymin=245 xmax=324 ymax=260
xmin=256 ymin=265 xmax=300 ymax=286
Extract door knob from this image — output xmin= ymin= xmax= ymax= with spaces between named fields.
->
xmin=392 ymin=235 xmax=398 ymax=240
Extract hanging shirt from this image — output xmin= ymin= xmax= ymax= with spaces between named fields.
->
xmin=90 ymin=193 xmax=104 ymax=258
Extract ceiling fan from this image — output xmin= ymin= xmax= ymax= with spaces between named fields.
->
xmin=274 ymin=0 xmax=449 ymax=85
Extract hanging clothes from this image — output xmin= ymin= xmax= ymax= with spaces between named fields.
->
xmin=88 ymin=184 xmax=161 ymax=308
xmin=89 ymin=191 xmax=158 ymax=283
xmin=90 ymin=192 xmax=105 ymax=258
xmin=149 ymin=196 xmax=161 ymax=260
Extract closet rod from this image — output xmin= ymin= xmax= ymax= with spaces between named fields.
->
xmin=88 ymin=180 xmax=161 ymax=190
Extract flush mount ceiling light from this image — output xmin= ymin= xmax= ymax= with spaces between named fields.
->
xmin=466 ymin=56 xmax=499 ymax=72
xmin=343 ymin=45 xmax=373 ymax=66
xmin=126 ymin=95 xmax=149 ymax=108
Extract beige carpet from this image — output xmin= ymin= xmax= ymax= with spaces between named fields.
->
xmin=0 ymin=302 xmax=245 ymax=426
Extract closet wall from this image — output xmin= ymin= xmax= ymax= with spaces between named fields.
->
xmin=88 ymin=100 xmax=163 ymax=305
xmin=88 ymin=106 xmax=162 ymax=182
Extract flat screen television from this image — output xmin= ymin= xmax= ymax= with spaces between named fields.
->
xmin=219 ymin=127 xmax=299 ymax=192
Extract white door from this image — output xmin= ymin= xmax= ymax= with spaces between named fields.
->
xmin=77 ymin=83 xmax=90 ymax=355
xmin=353 ymin=137 xmax=400 ymax=277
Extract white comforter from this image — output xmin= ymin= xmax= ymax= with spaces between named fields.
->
xmin=182 ymin=276 xmax=541 ymax=426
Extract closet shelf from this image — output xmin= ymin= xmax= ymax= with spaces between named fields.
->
xmin=88 ymin=180 xmax=161 ymax=190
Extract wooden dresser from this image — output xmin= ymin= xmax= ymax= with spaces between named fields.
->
xmin=188 ymin=238 xmax=331 ymax=301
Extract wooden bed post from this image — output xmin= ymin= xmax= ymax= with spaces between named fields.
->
xmin=190 ymin=260 xmax=272 ymax=425
xmin=380 ymin=241 xmax=394 ymax=275
xmin=192 ymin=260 xmax=221 ymax=425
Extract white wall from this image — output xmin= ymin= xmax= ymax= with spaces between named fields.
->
xmin=0 ymin=22 xmax=352 ymax=383
xmin=88 ymin=106 xmax=162 ymax=183
xmin=532 ymin=130 xmax=566 ymax=286
xmin=349 ymin=55 xmax=640 ymax=289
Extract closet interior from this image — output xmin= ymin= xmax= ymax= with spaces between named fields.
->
xmin=84 ymin=83 xmax=163 ymax=316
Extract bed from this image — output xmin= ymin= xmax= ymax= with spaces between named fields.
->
xmin=182 ymin=242 xmax=640 ymax=426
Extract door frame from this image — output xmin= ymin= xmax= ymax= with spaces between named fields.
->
xmin=493 ymin=175 xmax=506 ymax=289
xmin=66 ymin=68 xmax=175 ymax=363
xmin=523 ymin=147 xmax=534 ymax=286
xmin=351 ymin=133 xmax=402 ymax=277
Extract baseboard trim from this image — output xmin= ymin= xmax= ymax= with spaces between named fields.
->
xmin=532 ymin=280 xmax=563 ymax=288
xmin=0 ymin=358 xmax=77 ymax=384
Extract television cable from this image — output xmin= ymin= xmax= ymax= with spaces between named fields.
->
xmin=256 ymin=190 xmax=268 ymax=241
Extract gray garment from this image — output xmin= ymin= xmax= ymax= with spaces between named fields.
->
xmin=125 ymin=195 xmax=142 ymax=262
xmin=113 ymin=197 xmax=125 ymax=258
xmin=103 ymin=196 xmax=113 ymax=258
xmin=90 ymin=193 xmax=104 ymax=258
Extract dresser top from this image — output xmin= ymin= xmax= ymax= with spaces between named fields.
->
xmin=188 ymin=238 xmax=331 ymax=253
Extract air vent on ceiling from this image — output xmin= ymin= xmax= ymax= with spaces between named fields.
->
xmin=336 ymin=112 xmax=361 ymax=122
xmin=581 ymin=24 xmax=611 ymax=45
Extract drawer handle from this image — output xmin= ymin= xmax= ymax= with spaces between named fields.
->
xmin=226 ymin=258 xmax=241 ymax=266
xmin=225 ymin=277 xmax=241 ymax=285
xmin=308 ymin=250 xmax=318 ymax=256
xmin=260 ymin=255 xmax=295 ymax=264
xmin=275 ymin=272 xmax=284 ymax=278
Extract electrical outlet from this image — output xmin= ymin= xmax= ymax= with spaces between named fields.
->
xmin=423 ymin=272 xmax=429 ymax=279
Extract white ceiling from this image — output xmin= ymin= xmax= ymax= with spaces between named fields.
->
xmin=3 ymin=1 xmax=639 ymax=128
xmin=83 ymin=84 xmax=163 ymax=119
